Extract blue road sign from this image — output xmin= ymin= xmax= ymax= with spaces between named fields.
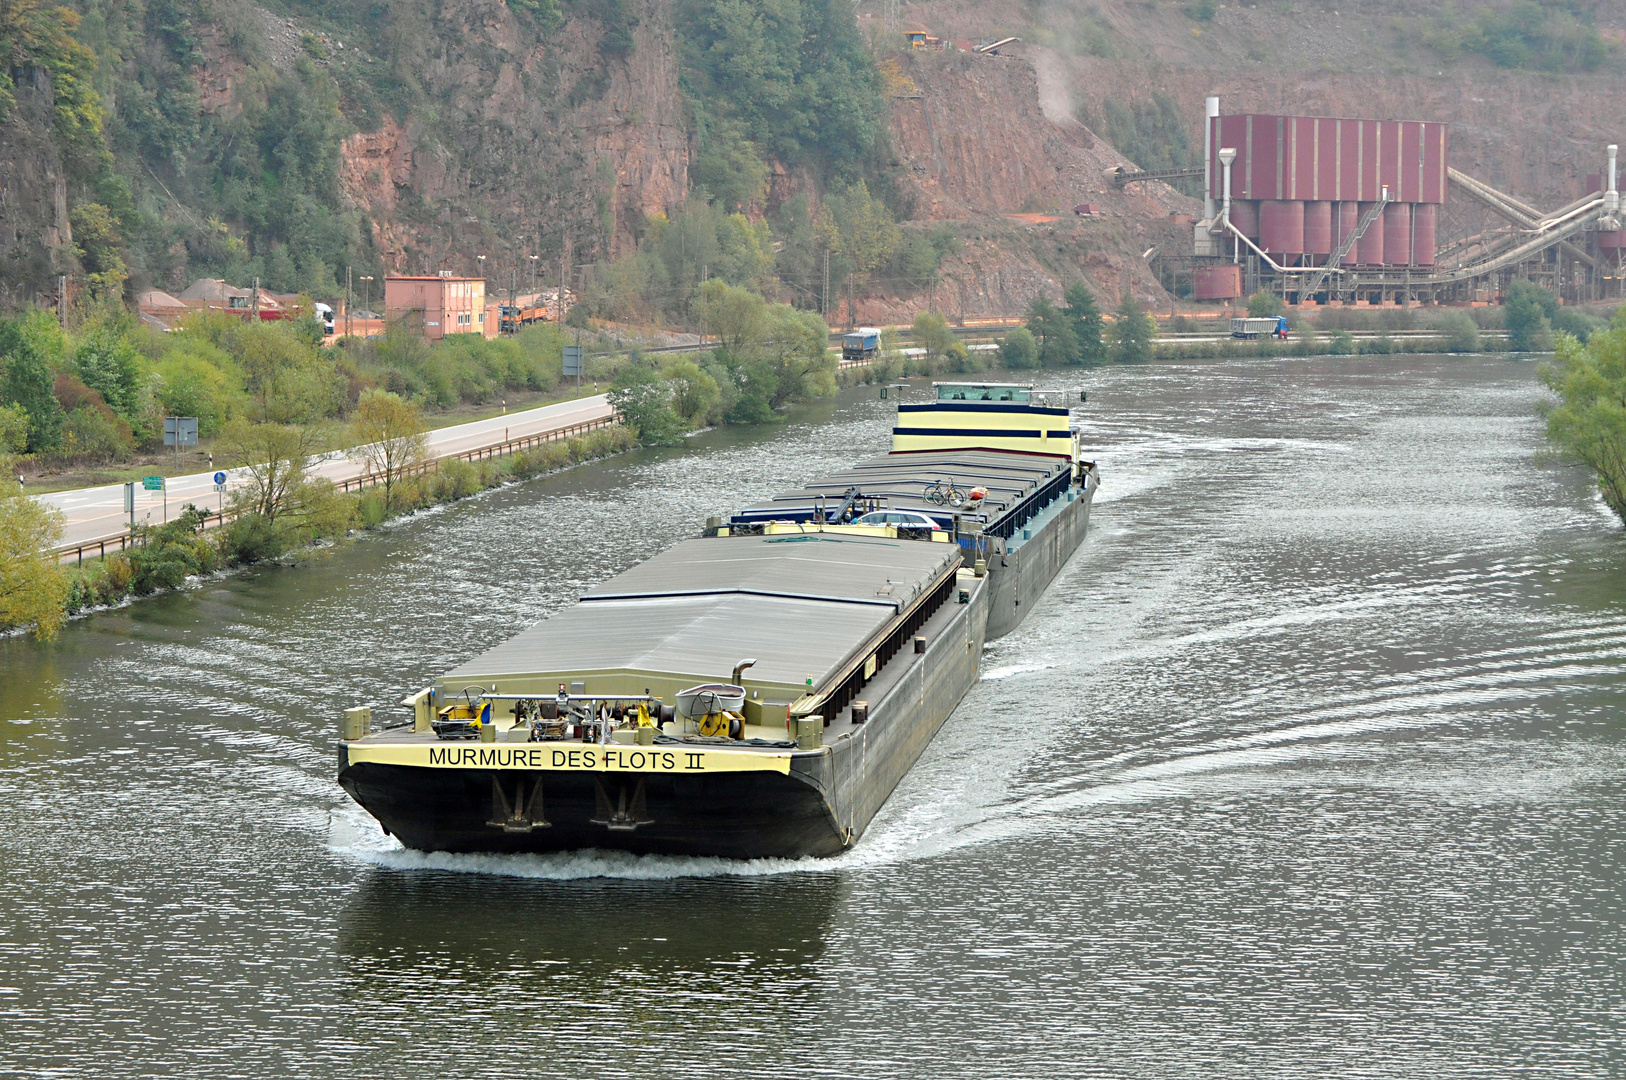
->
xmin=213 ymin=472 xmax=227 ymax=485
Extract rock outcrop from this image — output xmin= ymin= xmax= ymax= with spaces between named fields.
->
xmin=0 ymin=67 xmax=76 ymax=306
xmin=335 ymin=0 xmax=688 ymax=273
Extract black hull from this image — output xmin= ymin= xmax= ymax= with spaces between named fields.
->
xmin=339 ymin=761 xmax=848 ymax=859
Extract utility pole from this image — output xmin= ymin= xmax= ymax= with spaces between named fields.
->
xmin=822 ymin=248 xmax=830 ymax=318
xmin=57 ymin=275 xmax=66 ymax=326
xmin=560 ymin=232 xmax=572 ymax=325
xmin=346 ymin=265 xmax=353 ymax=338
xmin=251 ymin=277 xmax=260 ymax=325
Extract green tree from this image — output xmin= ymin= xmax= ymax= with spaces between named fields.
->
xmin=0 ymin=311 xmax=67 ymax=452
xmin=72 ymin=324 xmax=144 ymax=424
xmin=1541 ymin=314 xmax=1626 ymax=524
xmin=1024 ymin=294 xmax=1077 ymax=367
xmin=1111 ymin=296 xmax=1157 ymax=364
xmin=219 ymin=418 xmax=329 ymax=525
xmin=608 ymin=362 xmax=686 ymax=446
xmin=348 ymin=389 xmax=428 ymax=511
xmin=1063 ymin=282 xmax=1106 ymax=365
xmin=697 ymin=279 xmax=769 ymax=353
xmin=0 ymin=475 xmax=68 ymax=639
xmin=0 ymin=403 xmax=29 ymax=453
xmin=827 ymin=181 xmax=902 ymax=323
xmin=1505 ymin=280 xmax=1556 ymax=352
xmin=679 ymin=0 xmax=885 ymax=177
xmin=663 ymin=358 xmax=722 ymax=426
xmin=999 ymin=327 xmax=1038 ymax=370
xmin=912 ymin=311 xmax=954 ymax=369
xmin=1247 ymin=290 xmax=1286 ymax=320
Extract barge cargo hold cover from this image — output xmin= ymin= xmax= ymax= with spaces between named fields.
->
xmin=338 ymin=382 xmax=1098 ymax=859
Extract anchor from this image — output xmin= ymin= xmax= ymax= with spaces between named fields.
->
xmin=591 ymin=778 xmax=655 ymax=831
xmin=486 ymin=775 xmax=550 ymax=833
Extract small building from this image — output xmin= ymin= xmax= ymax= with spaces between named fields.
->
xmin=173 ymin=278 xmax=306 ymax=324
xmin=384 ymin=273 xmax=494 ymax=340
xmin=1073 ymin=203 xmax=1101 ymax=216
xmin=135 ymin=288 xmax=190 ymax=331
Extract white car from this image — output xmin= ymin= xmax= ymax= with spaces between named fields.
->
xmin=855 ymin=511 xmax=940 ymax=530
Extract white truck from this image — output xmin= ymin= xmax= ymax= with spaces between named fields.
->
xmin=1231 ymin=316 xmax=1289 ymax=340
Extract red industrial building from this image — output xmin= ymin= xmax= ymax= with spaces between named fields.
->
xmin=1205 ymin=113 xmax=1447 ymax=272
xmin=1179 ymin=95 xmax=1626 ymax=305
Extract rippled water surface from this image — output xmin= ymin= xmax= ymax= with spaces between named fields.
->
xmin=3 ymin=356 xmax=1623 ymax=1078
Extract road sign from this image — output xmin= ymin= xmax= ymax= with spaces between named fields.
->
xmin=142 ymin=475 xmax=164 ymax=491
xmin=213 ymin=471 xmax=227 ymax=485
xmin=163 ymin=416 xmax=199 ymax=447
xmin=562 ymin=346 xmax=584 ymax=377
xmin=124 ymin=482 xmax=135 ymax=512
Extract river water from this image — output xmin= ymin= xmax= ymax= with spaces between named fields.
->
xmin=2 ymin=356 xmax=1623 ymax=1078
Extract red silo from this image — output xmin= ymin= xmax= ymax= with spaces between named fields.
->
xmin=1412 ymin=204 xmax=1437 ymax=266
xmin=1332 ymin=202 xmax=1359 ymax=252
xmin=1599 ymin=230 xmax=1626 ymax=250
xmin=1303 ymin=201 xmax=1333 ymax=256
xmin=1383 ymin=203 xmax=1413 ymax=266
xmin=1260 ymin=200 xmax=1305 ymax=258
xmin=1228 ymin=200 xmax=1260 ymax=238
xmin=1355 ymin=203 xmax=1385 ymax=264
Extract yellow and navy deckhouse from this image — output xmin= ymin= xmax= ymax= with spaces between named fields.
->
xmin=892 ymin=383 xmax=1079 ymax=461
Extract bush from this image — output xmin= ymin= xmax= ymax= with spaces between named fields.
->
xmin=609 ymin=362 xmax=687 ymax=445
xmin=219 ymin=512 xmax=288 ymax=565
xmin=1542 ymin=313 xmax=1626 ymax=523
xmin=1430 ymin=311 xmax=1481 ymax=353
xmin=128 ymin=506 xmax=217 ymax=593
xmin=1554 ymin=309 xmax=1604 ymax=344
xmin=1505 ymin=280 xmax=1556 ymax=352
xmin=1434 ymin=1 xmax=1609 ymax=72
xmin=433 ymin=458 xmax=481 ymax=501
xmin=1247 ymin=291 xmax=1286 ymax=320
xmin=1000 ymin=327 xmax=1039 ymax=370
xmin=61 ymin=401 xmax=135 ymax=463
xmin=1111 ymin=297 xmax=1157 ymax=364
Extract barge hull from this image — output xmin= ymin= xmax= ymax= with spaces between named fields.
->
xmin=986 ymin=481 xmax=1094 ymax=640
xmin=339 ymin=764 xmax=848 ymax=859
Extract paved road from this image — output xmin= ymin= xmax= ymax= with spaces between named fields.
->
xmin=41 ymin=394 xmax=613 ymax=549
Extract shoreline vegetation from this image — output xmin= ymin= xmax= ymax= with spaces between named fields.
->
xmin=7 ymin=279 xmax=1625 ymax=640
xmin=3 ymin=422 xmax=638 ymax=641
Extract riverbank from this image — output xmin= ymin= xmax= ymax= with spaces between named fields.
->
xmin=835 ymin=331 xmax=1524 ymax=385
xmin=26 ymin=425 xmax=638 ymax=636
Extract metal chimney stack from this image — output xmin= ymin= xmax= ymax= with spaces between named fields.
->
xmin=1204 ymin=96 xmax=1220 ymax=223
xmin=1219 ymin=147 xmax=1237 ymax=261
xmin=1606 ymin=144 xmax=1620 ymax=225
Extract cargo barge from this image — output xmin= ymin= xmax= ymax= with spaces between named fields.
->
xmin=338 ymin=382 xmax=1097 ymax=859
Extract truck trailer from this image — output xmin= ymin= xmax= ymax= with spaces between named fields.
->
xmin=842 ymin=328 xmax=882 ymax=361
xmin=1231 ymin=316 xmax=1289 ymax=340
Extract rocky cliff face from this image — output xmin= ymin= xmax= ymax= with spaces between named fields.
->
xmin=335 ymin=0 xmax=688 ymax=274
xmin=859 ymin=45 xmax=1198 ymax=319
xmin=0 ymin=67 xmax=76 ymax=306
